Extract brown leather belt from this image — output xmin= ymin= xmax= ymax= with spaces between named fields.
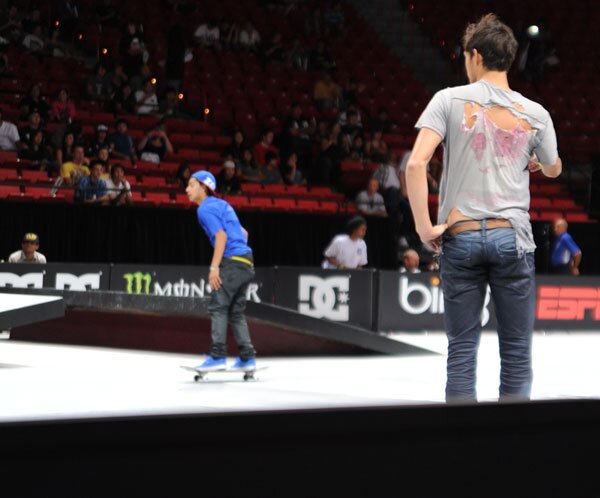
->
xmin=447 ymin=218 xmax=512 ymax=236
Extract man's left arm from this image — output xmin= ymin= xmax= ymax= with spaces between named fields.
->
xmin=209 ymin=230 xmax=227 ymax=290
xmin=571 ymin=251 xmax=582 ymax=276
xmin=566 ymin=235 xmax=582 ymax=275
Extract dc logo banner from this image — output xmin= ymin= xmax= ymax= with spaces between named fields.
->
xmin=298 ymin=275 xmax=350 ymax=321
xmin=0 ymin=272 xmax=44 ymax=288
xmin=55 ymin=272 xmax=102 ymax=291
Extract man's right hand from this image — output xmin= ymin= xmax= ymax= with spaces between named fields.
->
xmin=418 ymin=223 xmax=448 ymax=253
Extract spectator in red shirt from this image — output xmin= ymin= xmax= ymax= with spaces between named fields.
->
xmin=51 ymin=88 xmax=77 ymax=123
xmin=252 ymin=129 xmax=278 ymax=167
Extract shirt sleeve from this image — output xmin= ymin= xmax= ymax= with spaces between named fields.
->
xmin=533 ymin=114 xmax=559 ymax=166
xmin=9 ymin=124 xmax=20 ymax=142
xmin=415 ymin=89 xmax=450 ymax=140
xmin=359 ymin=241 xmax=368 ymax=266
xmin=355 ymin=191 xmax=368 ymax=209
xmin=324 ymin=237 xmax=339 ymax=258
xmin=564 ymin=234 xmax=581 ymax=255
xmin=60 ymin=163 xmax=70 ymax=179
xmin=98 ymin=180 xmax=107 ymax=198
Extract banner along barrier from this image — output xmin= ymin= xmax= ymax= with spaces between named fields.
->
xmin=1 ymin=264 xmax=598 ymax=332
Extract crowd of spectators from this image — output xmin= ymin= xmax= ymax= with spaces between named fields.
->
xmin=0 ymin=0 xmax=440 ymax=263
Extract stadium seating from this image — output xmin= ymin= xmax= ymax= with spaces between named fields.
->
xmin=0 ymin=0 xmax=595 ymax=224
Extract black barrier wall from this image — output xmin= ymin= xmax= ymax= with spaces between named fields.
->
xmin=1 ymin=263 xmax=599 ymax=332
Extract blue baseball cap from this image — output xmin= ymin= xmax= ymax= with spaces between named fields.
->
xmin=191 ymin=170 xmax=217 ymax=193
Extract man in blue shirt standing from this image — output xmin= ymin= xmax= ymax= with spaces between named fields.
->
xmin=550 ymin=218 xmax=582 ymax=275
xmin=186 ymin=170 xmax=257 ymax=371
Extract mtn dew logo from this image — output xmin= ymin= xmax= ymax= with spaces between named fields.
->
xmin=123 ymin=272 xmax=152 ymax=294
xmin=121 ymin=270 xmax=261 ymax=301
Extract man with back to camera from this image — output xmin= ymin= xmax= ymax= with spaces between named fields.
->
xmin=322 ymin=216 xmax=368 ymax=270
xmin=8 ymin=233 xmax=46 ymax=263
xmin=186 ymin=170 xmax=258 ymax=371
xmin=406 ymin=14 xmax=561 ymax=402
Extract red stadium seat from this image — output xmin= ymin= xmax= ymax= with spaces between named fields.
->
xmin=20 ymin=170 xmax=53 ymax=183
xmin=225 ymin=195 xmax=250 ymax=209
xmin=296 ymin=199 xmax=319 ymax=212
xmin=25 ymin=186 xmax=66 ymax=202
xmin=0 ymin=167 xmax=19 ymax=181
xmin=318 ymin=201 xmax=339 ymax=214
xmin=529 ymin=197 xmax=552 ymax=209
xmin=248 ymin=196 xmax=273 ymax=210
xmin=131 ymin=191 xmax=155 ymax=206
xmin=565 ymin=212 xmax=594 ymax=223
xmin=272 ymin=198 xmax=296 ymax=211
xmin=0 ymin=185 xmax=22 ymax=198
xmin=141 ymin=176 xmax=166 ymax=188
xmin=263 ymin=184 xmax=286 ymax=195
xmin=241 ymin=183 xmax=263 ymax=194
xmin=145 ymin=192 xmax=172 ymax=205
xmin=173 ymin=193 xmax=193 ymax=208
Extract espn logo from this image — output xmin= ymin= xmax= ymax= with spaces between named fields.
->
xmin=537 ymin=286 xmax=600 ymax=321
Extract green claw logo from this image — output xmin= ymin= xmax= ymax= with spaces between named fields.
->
xmin=123 ymin=272 xmax=152 ymax=294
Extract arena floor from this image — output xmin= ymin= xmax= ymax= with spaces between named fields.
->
xmin=1 ymin=331 xmax=599 ymax=423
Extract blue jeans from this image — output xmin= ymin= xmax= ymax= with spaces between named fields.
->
xmin=440 ymin=223 xmax=536 ymax=402
xmin=208 ymin=257 xmax=256 ymax=360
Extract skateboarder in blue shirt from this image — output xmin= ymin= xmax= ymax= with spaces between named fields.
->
xmin=186 ymin=170 xmax=257 ymax=371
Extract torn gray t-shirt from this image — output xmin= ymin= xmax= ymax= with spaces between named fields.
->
xmin=415 ymin=79 xmax=559 ymax=254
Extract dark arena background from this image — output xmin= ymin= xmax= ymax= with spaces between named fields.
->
xmin=1 ymin=0 xmax=599 ymax=495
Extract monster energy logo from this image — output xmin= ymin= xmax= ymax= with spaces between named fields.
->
xmin=123 ymin=272 xmax=152 ymax=294
xmin=121 ymin=271 xmax=261 ymax=301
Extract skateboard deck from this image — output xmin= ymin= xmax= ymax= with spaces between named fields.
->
xmin=180 ymin=365 xmax=268 ymax=382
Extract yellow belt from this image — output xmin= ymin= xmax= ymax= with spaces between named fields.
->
xmin=228 ymin=255 xmax=254 ymax=267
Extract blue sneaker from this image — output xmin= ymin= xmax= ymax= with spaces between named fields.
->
xmin=195 ymin=355 xmax=227 ymax=371
xmin=229 ymin=357 xmax=256 ymax=371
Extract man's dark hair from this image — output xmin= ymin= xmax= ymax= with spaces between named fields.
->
xmin=89 ymin=159 xmax=105 ymax=170
xmin=346 ymin=215 xmax=366 ymax=235
xmin=462 ymin=14 xmax=518 ymax=71
xmin=111 ymin=163 xmax=124 ymax=176
xmin=116 ymin=118 xmax=129 ymax=127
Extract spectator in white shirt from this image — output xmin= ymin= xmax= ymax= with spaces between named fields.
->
xmin=356 ymin=177 xmax=387 ymax=217
xmin=8 ymin=233 xmax=47 ymax=263
xmin=239 ymin=21 xmax=260 ymax=51
xmin=0 ymin=110 xmax=21 ymax=151
xmin=105 ymin=163 xmax=132 ymax=205
xmin=193 ymin=20 xmax=221 ymax=50
xmin=322 ymin=216 xmax=368 ymax=270
xmin=135 ymin=78 xmax=159 ymax=115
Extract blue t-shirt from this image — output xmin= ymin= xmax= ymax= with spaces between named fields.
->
xmin=196 ymin=196 xmax=252 ymax=257
xmin=551 ymin=232 xmax=581 ymax=267
xmin=75 ymin=175 xmax=107 ymax=203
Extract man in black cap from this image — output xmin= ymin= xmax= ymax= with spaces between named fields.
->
xmin=8 ymin=233 xmax=47 ymax=263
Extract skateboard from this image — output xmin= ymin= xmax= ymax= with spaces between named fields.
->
xmin=180 ymin=365 xmax=268 ymax=382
